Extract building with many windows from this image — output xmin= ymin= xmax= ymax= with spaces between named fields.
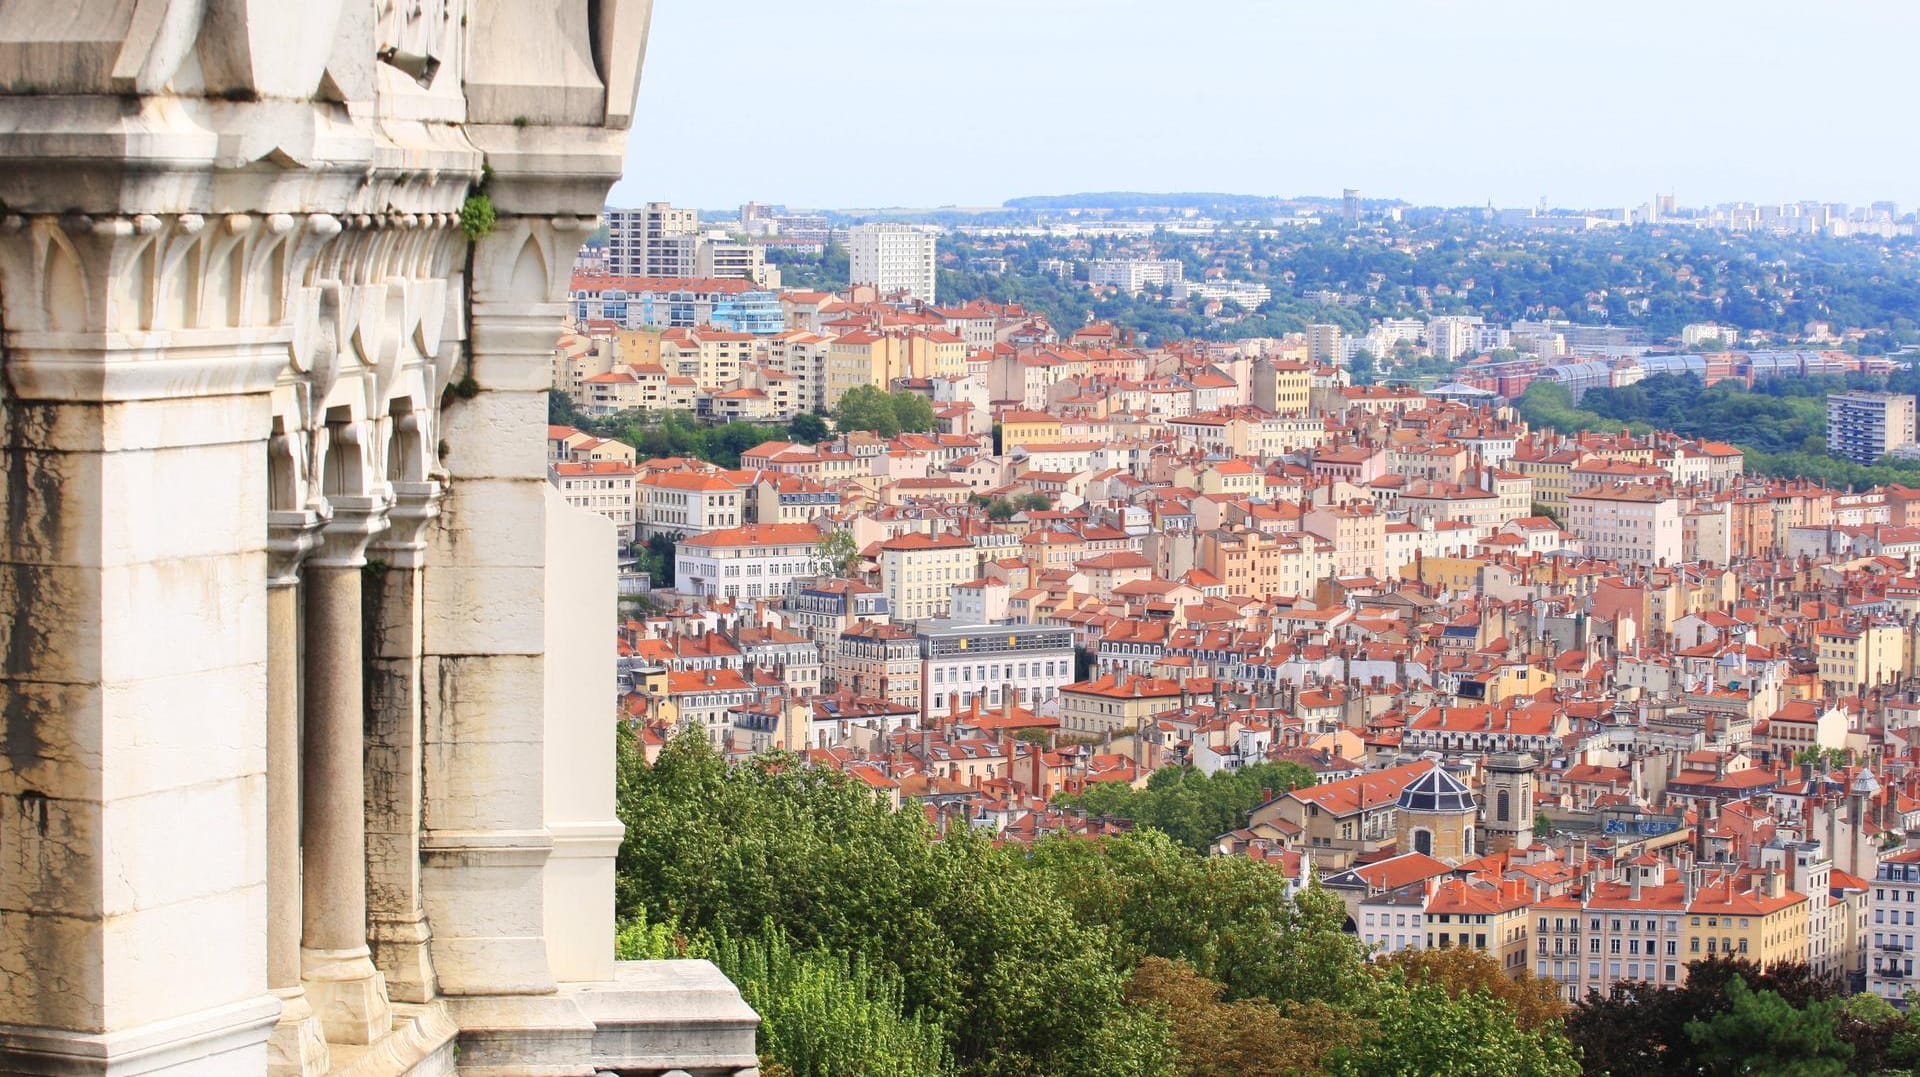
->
xmin=605 ymin=201 xmax=699 ymax=277
xmin=1058 ymin=672 xmax=1186 ymax=736
xmin=1683 ymin=872 xmax=1809 ymax=971
xmin=848 ymin=222 xmax=938 ymax=301
xmin=548 ymin=461 xmax=639 ymax=542
xmin=1088 ymin=258 xmax=1184 ymax=292
xmin=917 ymin=621 xmax=1075 ymax=719
xmin=640 ymin=472 xmax=744 ymax=538
xmin=569 ymin=273 xmax=775 ymax=332
xmin=673 ymin=523 xmax=828 ymax=600
xmin=1568 ymin=483 xmax=1683 ymax=567
xmin=1535 ymin=860 xmax=1689 ymax=1003
xmin=878 ymin=530 xmax=978 ymax=623
xmin=1828 ymin=391 xmax=1917 ymax=465
xmin=830 ymin=620 xmax=922 ymax=712
xmin=784 ymin=579 xmax=891 ymax=644
xmin=1869 ymin=848 xmax=1920 ymax=1006
xmin=1425 ymin=877 xmax=1534 ymax=975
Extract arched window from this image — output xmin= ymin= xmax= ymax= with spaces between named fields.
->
xmin=1497 ymin=789 xmax=1512 ymax=823
xmin=1413 ymin=829 xmax=1433 ymax=857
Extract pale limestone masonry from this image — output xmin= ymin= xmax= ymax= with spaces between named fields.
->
xmin=0 ymin=2 xmax=756 ymax=1074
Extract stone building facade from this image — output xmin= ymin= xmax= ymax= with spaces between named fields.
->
xmin=0 ymin=2 xmax=754 ymax=1074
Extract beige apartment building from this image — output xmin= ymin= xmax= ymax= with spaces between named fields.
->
xmin=1569 ymin=483 xmax=1683 ymax=567
xmin=879 ymin=530 xmax=979 ymax=624
xmin=1201 ymin=528 xmax=1338 ymax=601
xmin=1059 ymin=672 xmax=1186 ymax=736
xmin=1305 ymin=502 xmax=1388 ymax=579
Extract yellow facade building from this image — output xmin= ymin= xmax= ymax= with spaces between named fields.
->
xmin=1815 ymin=618 xmax=1905 ymax=694
xmin=1425 ymin=877 xmax=1535 ymax=976
xmin=1059 ymin=672 xmax=1186 ymax=736
xmin=1684 ymin=874 xmax=1809 ymax=967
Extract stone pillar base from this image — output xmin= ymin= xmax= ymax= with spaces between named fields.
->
xmin=264 ymin=988 xmax=330 ymax=1077
xmin=567 ymin=961 xmax=760 ymax=1077
xmin=300 ymin=948 xmax=393 ymax=1046
xmin=0 ymin=995 xmax=280 ymax=1076
xmin=370 ymin=915 xmax=439 ymax=1005
xmin=320 ymin=1001 xmax=459 ymax=1077
xmin=437 ymin=995 xmax=598 ymax=1077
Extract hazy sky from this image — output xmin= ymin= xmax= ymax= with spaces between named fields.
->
xmin=610 ymin=1 xmax=1920 ymax=213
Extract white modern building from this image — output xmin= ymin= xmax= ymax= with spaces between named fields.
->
xmin=1182 ymin=280 xmax=1272 ymax=309
xmin=641 ymin=472 xmax=746 ymax=538
xmin=605 ymin=200 xmax=700 ymax=277
xmin=1828 ymin=391 xmax=1918 ymax=465
xmin=1088 ymin=258 xmax=1184 ymax=292
xmin=848 ymin=222 xmax=938 ymax=302
xmin=1868 ymin=848 xmax=1920 ymax=1006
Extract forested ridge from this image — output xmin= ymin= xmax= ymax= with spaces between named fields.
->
xmin=1517 ymin=372 xmax=1920 ymax=489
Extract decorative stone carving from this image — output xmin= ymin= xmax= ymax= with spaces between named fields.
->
xmin=0 ymin=2 xmax=758 ymax=1073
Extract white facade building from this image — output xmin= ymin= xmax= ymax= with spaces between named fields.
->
xmin=1183 ymin=280 xmax=1272 ymax=309
xmin=549 ymin=461 xmax=640 ymax=542
xmin=918 ymin=621 xmax=1076 ymax=718
xmin=674 ymin=523 xmax=830 ymax=600
xmin=1569 ymin=485 xmax=1684 ymax=567
xmin=641 ymin=472 xmax=746 ymax=538
xmin=1869 ymin=848 xmax=1920 ymax=1006
xmin=1089 ymin=258 xmax=1184 ymax=292
xmin=605 ymin=200 xmax=700 ymax=277
xmin=848 ymin=223 xmax=938 ymax=302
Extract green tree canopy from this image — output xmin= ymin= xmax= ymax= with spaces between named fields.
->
xmin=1052 ymin=761 xmax=1315 ymax=853
xmin=789 ymin=412 xmax=830 ymax=443
xmin=815 ymin=529 xmax=860 ymax=578
xmin=1685 ymin=977 xmax=1852 ymax=1077
xmin=616 ymin=732 xmax=1171 ymax=1077
xmin=1329 ymin=972 xmax=1581 ymax=1077
xmin=833 ymin=385 xmax=937 ymax=438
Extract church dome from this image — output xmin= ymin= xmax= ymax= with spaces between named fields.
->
xmin=1398 ymin=762 xmax=1477 ymax=814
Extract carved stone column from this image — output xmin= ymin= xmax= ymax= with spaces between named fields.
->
xmin=266 ymin=509 xmax=330 ymax=1077
xmin=365 ymin=479 xmax=443 ymax=1004
xmin=421 ymin=217 xmax=571 ymax=998
xmin=0 ymin=209 xmax=300 ymax=1074
xmin=301 ymin=492 xmax=393 ymax=1044
xmin=420 ymin=211 xmax=605 ymax=1071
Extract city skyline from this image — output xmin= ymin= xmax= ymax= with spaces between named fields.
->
xmin=614 ymin=0 xmax=1920 ymax=213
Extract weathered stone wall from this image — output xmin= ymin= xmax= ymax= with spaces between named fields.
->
xmin=0 ymin=2 xmax=753 ymax=1074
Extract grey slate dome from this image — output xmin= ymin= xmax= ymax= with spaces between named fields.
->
xmin=1397 ymin=763 xmax=1477 ymax=814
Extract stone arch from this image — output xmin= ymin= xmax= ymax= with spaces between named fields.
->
xmin=1497 ymin=788 xmax=1511 ymax=824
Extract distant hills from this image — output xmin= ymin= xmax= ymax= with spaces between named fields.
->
xmin=1003 ymin=191 xmax=1319 ymax=214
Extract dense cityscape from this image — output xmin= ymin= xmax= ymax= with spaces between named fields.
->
xmin=18 ymin=5 xmax=1920 ymax=1077
xmin=554 ymin=190 xmax=1920 ymax=1074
